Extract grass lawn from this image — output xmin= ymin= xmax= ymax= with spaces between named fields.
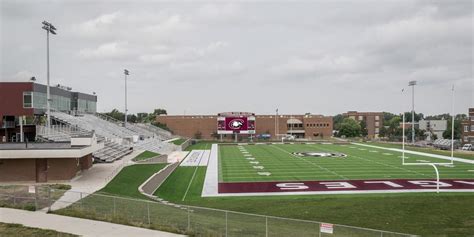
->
xmin=171 ymin=138 xmax=187 ymax=145
xmin=132 ymin=151 xmax=160 ymax=161
xmin=184 ymin=141 xmax=213 ymax=151
xmin=0 ymin=222 xmax=77 ymax=237
xmin=97 ymin=164 xmax=167 ymax=199
xmin=365 ymin=141 xmax=474 ymax=160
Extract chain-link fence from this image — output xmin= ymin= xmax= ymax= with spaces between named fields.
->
xmin=0 ymin=185 xmax=418 ymax=237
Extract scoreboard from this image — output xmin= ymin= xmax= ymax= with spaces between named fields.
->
xmin=217 ymin=112 xmax=256 ymax=135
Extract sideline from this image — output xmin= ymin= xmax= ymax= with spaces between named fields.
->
xmin=352 ymin=143 xmax=474 ymax=164
xmin=0 ymin=208 xmax=183 ymax=237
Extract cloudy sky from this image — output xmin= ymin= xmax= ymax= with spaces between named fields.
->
xmin=1 ymin=0 xmax=472 ymax=116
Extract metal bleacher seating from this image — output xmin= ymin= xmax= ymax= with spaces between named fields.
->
xmin=49 ymin=111 xmax=178 ymax=162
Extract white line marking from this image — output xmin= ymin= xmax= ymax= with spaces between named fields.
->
xmin=270 ymin=145 xmax=348 ymax=179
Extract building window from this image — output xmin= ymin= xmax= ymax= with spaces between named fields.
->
xmin=23 ymin=92 xmax=32 ymax=108
xmin=358 ymin=115 xmax=363 ymax=121
xmin=375 ymin=116 xmax=379 ymax=121
xmin=375 ymin=128 xmax=379 ymax=133
xmin=471 ymin=125 xmax=474 ymax=132
xmin=375 ymin=122 xmax=379 ymax=127
xmin=465 ymin=126 xmax=470 ymax=132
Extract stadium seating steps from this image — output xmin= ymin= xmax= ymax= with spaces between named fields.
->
xmin=47 ymin=111 xmax=177 ymax=162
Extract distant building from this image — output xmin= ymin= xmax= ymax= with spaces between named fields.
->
xmin=0 ymin=82 xmax=97 ymax=142
xmin=419 ymin=119 xmax=447 ymax=141
xmin=157 ymin=113 xmax=333 ymax=140
xmin=342 ymin=111 xmax=384 ymax=138
xmin=461 ymin=108 xmax=474 ymax=145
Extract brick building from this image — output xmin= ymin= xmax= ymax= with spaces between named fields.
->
xmin=157 ymin=113 xmax=333 ymax=140
xmin=342 ymin=111 xmax=384 ymax=138
xmin=461 ymin=108 xmax=474 ymax=145
xmin=0 ymin=136 xmax=101 ymax=182
xmin=0 ymin=81 xmax=97 ymax=142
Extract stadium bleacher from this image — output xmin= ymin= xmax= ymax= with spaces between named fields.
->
xmin=48 ymin=111 xmax=178 ymax=162
xmin=432 ymin=138 xmax=459 ymax=150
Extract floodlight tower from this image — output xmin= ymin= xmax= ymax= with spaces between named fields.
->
xmin=408 ymin=80 xmax=417 ymax=144
xmin=42 ymin=21 xmax=57 ymax=129
xmin=124 ymin=69 xmax=130 ymax=127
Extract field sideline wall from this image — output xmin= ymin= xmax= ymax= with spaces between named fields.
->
xmin=157 ymin=114 xmax=333 ymax=140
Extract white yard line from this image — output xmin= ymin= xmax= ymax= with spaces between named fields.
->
xmin=309 ymin=144 xmax=428 ymax=177
xmin=270 ymin=145 xmax=348 ymax=179
xmin=353 ymin=143 xmax=474 ymax=164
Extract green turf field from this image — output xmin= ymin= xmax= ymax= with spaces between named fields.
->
xmin=219 ymin=143 xmax=474 ymax=182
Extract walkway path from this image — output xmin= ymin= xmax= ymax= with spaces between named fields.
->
xmin=0 ymin=208 xmax=183 ymax=237
xmin=49 ymin=150 xmax=141 ymax=211
xmin=353 ymin=143 xmax=474 ymax=164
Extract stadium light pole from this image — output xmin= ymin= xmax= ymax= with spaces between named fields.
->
xmin=42 ymin=21 xmax=57 ymax=129
xmin=124 ymin=69 xmax=129 ymax=127
xmin=408 ymin=80 xmax=417 ymax=144
xmin=275 ymin=108 xmax=278 ymax=140
xmin=450 ymin=85 xmax=455 ymax=160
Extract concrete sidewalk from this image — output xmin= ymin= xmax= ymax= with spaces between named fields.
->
xmin=0 ymin=208 xmax=184 ymax=237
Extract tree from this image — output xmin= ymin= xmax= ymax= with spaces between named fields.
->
xmin=443 ymin=118 xmax=462 ymax=139
xmin=360 ymin=121 xmax=368 ymax=137
xmin=338 ymin=118 xmax=361 ymax=137
xmin=194 ymin=131 xmax=202 ymax=139
xmin=383 ymin=112 xmax=397 ymax=126
xmin=153 ymin=109 xmax=167 ymax=115
xmin=333 ymin=114 xmax=344 ymax=130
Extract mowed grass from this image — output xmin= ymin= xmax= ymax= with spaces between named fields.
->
xmin=132 ymin=151 xmax=160 ymax=161
xmin=219 ymin=143 xmax=474 ymax=182
xmin=0 ymin=222 xmax=78 ymax=237
xmin=171 ymin=138 xmax=187 ymax=145
xmin=364 ymin=141 xmax=474 ymax=160
xmin=97 ymin=164 xmax=167 ymax=199
xmin=184 ymin=142 xmax=212 ymax=151
xmin=156 ymin=165 xmax=474 ymax=236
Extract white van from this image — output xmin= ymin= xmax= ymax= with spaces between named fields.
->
xmin=462 ymin=144 xmax=473 ymax=151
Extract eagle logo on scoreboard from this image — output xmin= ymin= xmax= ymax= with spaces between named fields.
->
xmin=229 ymin=119 xmax=244 ymax=130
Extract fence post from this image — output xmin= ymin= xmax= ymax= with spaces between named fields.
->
xmin=225 ymin=211 xmax=228 ymax=237
xmin=13 ymin=186 xmax=16 ymax=206
xmin=47 ymin=187 xmax=52 ymax=212
xmin=380 ymin=232 xmax=383 ymax=237
xmin=265 ymin=216 xmax=268 ymax=237
xmin=113 ymin=196 xmax=116 ymax=217
xmin=79 ymin=192 xmax=83 ymax=209
xmin=187 ymin=207 xmax=191 ymax=232
xmin=147 ymin=202 xmax=151 ymax=226
xmin=34 ymin=186 xmax=38 ymax=211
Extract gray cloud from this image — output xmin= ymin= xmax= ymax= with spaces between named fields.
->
xmin=1 ymin=0 xmax=472 ymax=116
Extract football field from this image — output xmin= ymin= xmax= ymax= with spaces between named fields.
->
xmin=218 ymin=143 xmax=474 ymax=183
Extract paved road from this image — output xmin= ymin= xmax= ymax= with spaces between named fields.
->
xmin=0 ymin=208 xmax=184 ymax=237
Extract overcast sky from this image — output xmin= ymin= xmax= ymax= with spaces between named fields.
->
xmin=1 ymin=0 xmax=473 ymax=116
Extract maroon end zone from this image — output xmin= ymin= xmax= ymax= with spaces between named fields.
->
xmin=218 ymin=179 xmax=474 ymax=194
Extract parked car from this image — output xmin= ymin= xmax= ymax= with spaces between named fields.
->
xmin=462 ymin=144 xmax=473 ymax=151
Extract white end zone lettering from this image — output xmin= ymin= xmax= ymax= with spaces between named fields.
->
xmin=320 ymin=182 xmax=356 ymax=189
xmin=364 ymin=181 xmax=403 ymax=188
xmin=276 ymin=183 xmax=309 ymax=190
xmin=408 ymin=181 xmax=452 ymax=188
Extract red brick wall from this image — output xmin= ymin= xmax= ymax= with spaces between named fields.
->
xmin=0 ymin=82 xmax=34 ymax=127
xmin=0 ymin=154 xmax=93 ymax=182
xmin=0 ymin=159 xmax=36 ymax=182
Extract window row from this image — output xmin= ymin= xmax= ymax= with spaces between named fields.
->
xmin=306 ymin=123 xmax=330 ymax=128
